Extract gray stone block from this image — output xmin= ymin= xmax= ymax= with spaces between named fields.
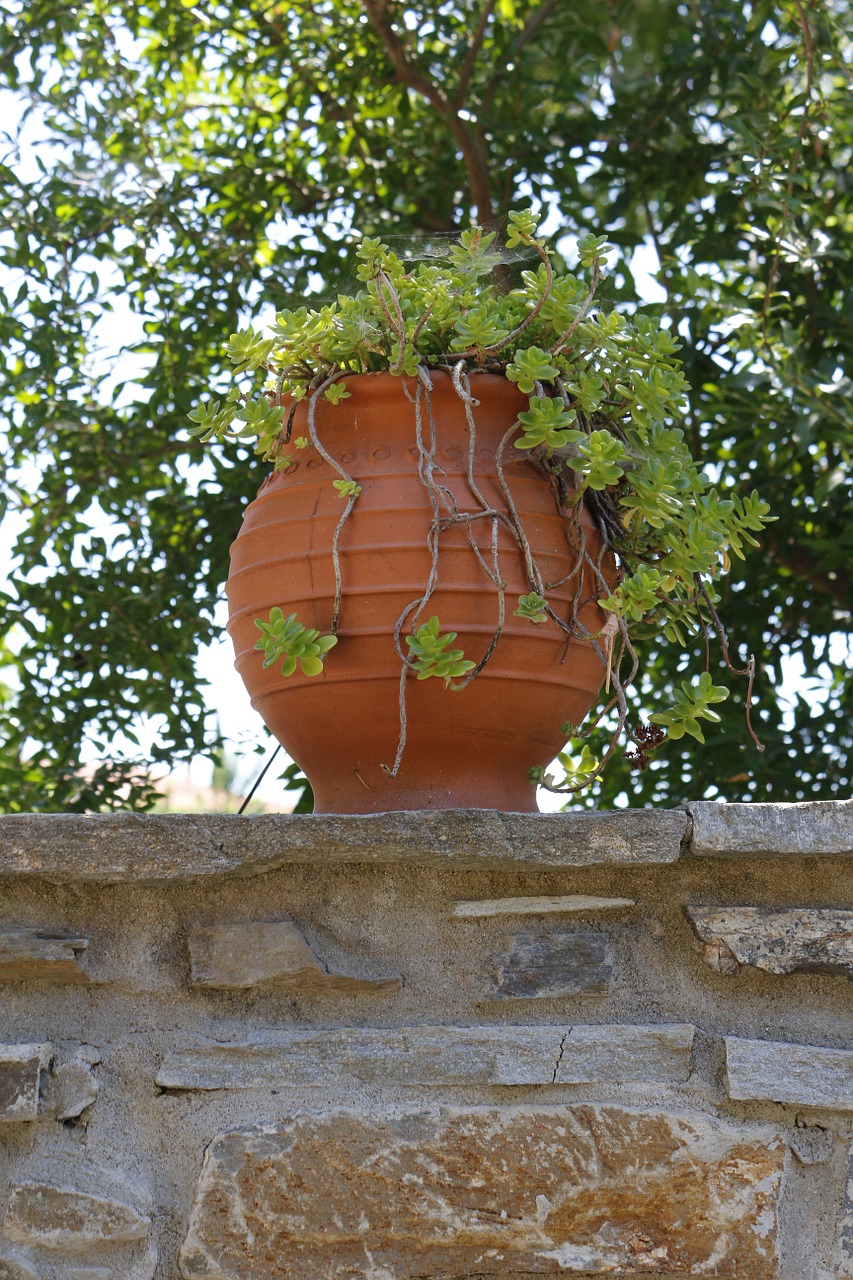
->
xmin=686 ymin=905 xmax=853 ymax=977
xmin=453 ymin=894 xmax=636 ymax=917
xmin=3 ymin=1182 xmax=149 ymax=1252
xmin=0 ymin=930 xmax=90 ymax=983
xmin=725 ymin=1036 xmax=853 ymax=1110
xmin=0 ymin=808 xmax=689 ymax=881
xmin=41 ymin=1048 xmax=101 ymax=1120
xmin=555 ymin=1023 xmax=695 ymax=1085
xmin=0 ymin=1045 xmax=51 ymax=1123
xmin=492 ymin=931 xmax=612 ymax=999
xmin=187 ymin=919 xmax=399 ymax=992
xmin=688 ymin=799 xmax=853 ymax=857
xmin=156 ymin=1023 xmax=694 ymax=1091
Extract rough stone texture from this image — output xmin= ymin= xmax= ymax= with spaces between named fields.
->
xmin=453 ymin=895 xmax=636 ymax=917
xmin=4 ymin=805 xmax=853 ymax=1278
xmin=3 ymin=1183 xmax=149 ymax=1252
xmin=0 ymin=930 xmax=90 ymax=983
xmin=0 ymin=1258 xmax=39 ymax=1280
xmin=41 ymin=1048 xmax=100 ymax=1120
xmin=0 ymin=808 xmax=689 ymax=881
xmin=838 ymin=1142 xmax=853 ymax=1277
xmin=689 ymin=799 xmax=853 ymax=857
xmin=725 ymin=1036 xmax=853 ymax=1110
xmin=686 ymin=906 xmax=853 ymax=977
xmin=187 ymin=919 xmax=399 ymax=992
xmin=554 ymin=1023 xmax=695 ymax=1085
xmin=0 ymin=1045 xmax=51 ymax=1123
xmin=178 ymin=1107 xmax=784 ymax=1279
xmin=492 ymin=931 xmax=612 ymax=998
xmin=156 ymin=1023 xmax=695 ymax=1090
xmin=788 ymin=1123 xmax=835 ymax=1166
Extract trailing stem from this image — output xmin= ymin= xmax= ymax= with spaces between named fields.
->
xmin=305 ymin=372 xmax=361 ymax=633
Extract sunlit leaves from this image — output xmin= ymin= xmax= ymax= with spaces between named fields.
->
xmin=649 ymin=672 xmax=729 ymax=744
xmin=253 ymin=608 xmax=338 ymax=678
xmin=514 ymin=396 xmax=580 ymax=451
xmin=505 ymin=346 xmax=560 ymax=394
xmin=405 ymin=616 xmax=476 ymax=683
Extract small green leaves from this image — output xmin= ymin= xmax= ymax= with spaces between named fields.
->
xmin=324 ymin=383 xmax=351 ymax=405
xmin=576 ymin=233 xmax=614 ymax=270
xmin=506 ymin=346 xmax=560 ymax=394
xmin=450 ymin=303 xmax=511 ymax=353
xmin=226 ymin=326 xmax=275 ymax=374
xmin=532 ymin=744 xmax=602 ymax=790
xmin=447 ymin=227 xmax=504 ymax=278
xmin=332 ymin=478 xmax=361 ymax=499
xmin=405 ymin=616 xmax=476 ymax=683
xmin=253 ymin=608 xmax=338 ymax=678
xmin=649 ymin=672 xmax=729 ymax=742
xmin=186 ymin=394 xmax=239 ymax=443
xmin=567 ymin=430 xmax=629 ymax=490
xmin=514 ymin=592 xmax=549 ymax=623
xmin=514 ymin=396 xmax=581 ymax=451
xmin=506 ymin=207 xmax=541 ymax=247
xmin=601 ymin=566 xmax=669 ymax=621
xmin=355 ymin=236 xmax=405 ymax=283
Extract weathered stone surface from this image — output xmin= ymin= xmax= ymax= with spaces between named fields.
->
xmin=0 ymin=1258 xmax=39 ymax=1280
xmin=689 ymin=799 xmax=853 ymax=857
xmin=555 ymin=1023 xmax=694 ymax=1085
xmin=179 ymin=1107 xmax=783 ymax=1279
xmin=0 ymin=808 xmax=688 ymax=881
xmin=686 ymin=905 xmax=853 ymax=977
xmin=0 ymin=929 xmax=90 ymax=983
xmin=453 ymin=894 xmax=636 ymax=917
xmin=0 ymin=1045 xmax=51 ymax=1123
xmin=3 ymin=1183 xmax=149 ymax=1252
xmin=156 ymin=1023 xmax=694 ymax=1090
xmin=69 ymin=1270 xmax=112 ymax=1280
xmin=838 ymin=1141 xmax=853 ymax=1277
xmin=492 ymin=931 xmax=612 ymax=998
xmin=187 ymin=920 xmax=399 ymax=992
xmin=725 ymin=1036 xmax=853 ymax=1110
xmin=788 ymin=1122 xmax=834 ymax=1166
xmin=42 ymin=1048 xmax=100 ymax=1120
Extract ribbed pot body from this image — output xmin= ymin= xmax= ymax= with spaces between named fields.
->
xmin=226 ymin=371 xmax=610 ymax=813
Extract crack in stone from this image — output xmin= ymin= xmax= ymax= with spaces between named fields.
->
xmin=551 ymin=1029 xmax=570 ymax=1084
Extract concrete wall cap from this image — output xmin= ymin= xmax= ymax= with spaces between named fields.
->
xmin=0 ymin=808 xmax=689 ymax=883
xmin=687 ymin=799 xmax=853 ymax=857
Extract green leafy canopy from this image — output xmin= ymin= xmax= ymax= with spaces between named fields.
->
xmin=0 ymin=0 xmax=850 ymax=810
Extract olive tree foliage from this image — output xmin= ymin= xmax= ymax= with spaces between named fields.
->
xmin=0 ymin=0 xmax=850 ymax=810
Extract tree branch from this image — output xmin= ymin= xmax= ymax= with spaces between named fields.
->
xmin=361 ymin=0 xmax=494 ymax=222
xmin=454 ymin=0 xmax=498 ymax=110
xmin=480 ymin=0 xmax=559 ymax=125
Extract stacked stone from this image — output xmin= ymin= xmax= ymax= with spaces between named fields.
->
xmin=0 ymin=800 xmax=851 ymax=1278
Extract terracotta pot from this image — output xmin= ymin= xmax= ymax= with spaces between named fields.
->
xmin=227 ymin=371 xmax=611 ymax=813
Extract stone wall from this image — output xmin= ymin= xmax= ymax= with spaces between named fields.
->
xmin=0 ymin=799 xmax=851 ymax=1279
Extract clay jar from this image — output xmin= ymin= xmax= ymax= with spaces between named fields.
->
xmin=226 ymin=371 xmax=610 ymax=814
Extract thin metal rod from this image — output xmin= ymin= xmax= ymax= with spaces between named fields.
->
xmin=237 ymin=743 xmax=283 ymax=814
